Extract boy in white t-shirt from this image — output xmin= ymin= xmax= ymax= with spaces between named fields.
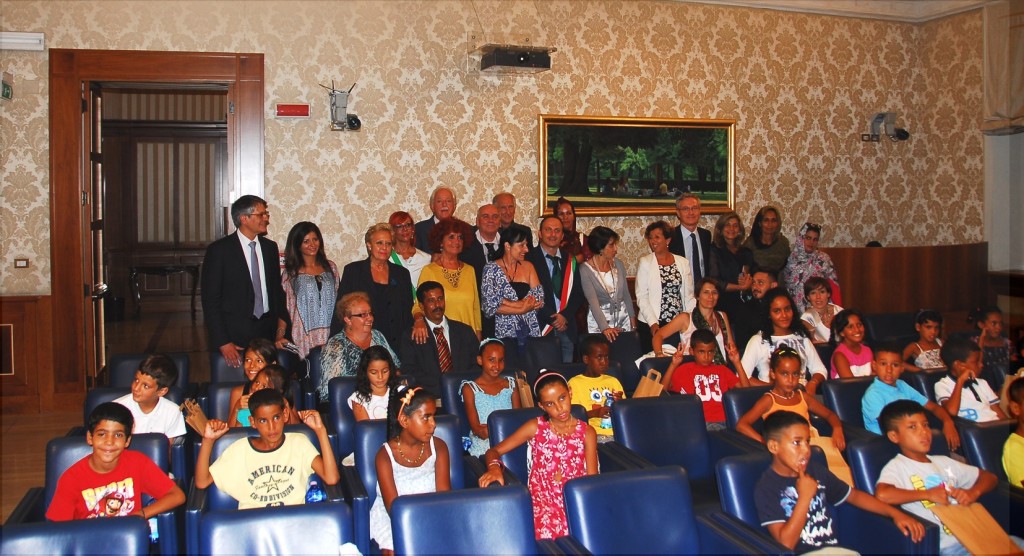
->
xmin=935 ymin=337 xmax=1007 ymax=423
xmin=114 ymin=354 xmax=186 ymax=439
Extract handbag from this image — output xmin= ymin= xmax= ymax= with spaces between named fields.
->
xmin=515 ymin=371 xmax=534 ymax=408
xmin=632 ymin=369 xmax=664 ymax=398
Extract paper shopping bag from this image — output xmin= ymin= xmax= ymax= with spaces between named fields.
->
xmin=931 ymin=503 xmax=1020 ymax=555
xmin=632 ymin=369 xmax=664 ymax=398
xmin=516 ymin=371 xmax=534 ymax=408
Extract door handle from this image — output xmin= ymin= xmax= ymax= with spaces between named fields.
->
xmin=90 ymin=282 xmax=109 ymax=300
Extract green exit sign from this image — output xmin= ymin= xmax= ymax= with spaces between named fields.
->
xmin=0 ymin=81 xmax=11 ymax=101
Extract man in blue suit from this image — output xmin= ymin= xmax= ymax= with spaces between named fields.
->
xmin=526 ymin=215 xmax=583 ymax=363
xmin=200 ymin=195 xmax=286 ymax=367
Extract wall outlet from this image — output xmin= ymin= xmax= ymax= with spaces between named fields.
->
xmin=14 ymin=258 xmax=29 ymax=268
xmin=861 ymin=134 xmax=871 ymax=141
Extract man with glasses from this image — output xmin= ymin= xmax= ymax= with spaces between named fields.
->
xmin=201 ymin=195 xmax=287 ymax=367
xmin=669 ymin=193 xmax=715 ymax=290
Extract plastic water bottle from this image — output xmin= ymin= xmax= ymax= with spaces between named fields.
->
xmin=305 ymin=479 xmax=326 ymax=504
xmin=147 ymin=517 xmax=159 ymax=544
xmin=600 ymin=393 xmax=613 ymax=429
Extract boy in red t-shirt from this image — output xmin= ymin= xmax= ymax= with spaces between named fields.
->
xmin=46 ymin=402 xmax=185 ymax=521
xmin=661 ymin=328 xmax=749 ymax=429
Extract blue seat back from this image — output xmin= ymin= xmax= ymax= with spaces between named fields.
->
xmin=723 ymin=385 xmax=771 ymax=430
xmin=846 ymin=433 xmax=950 ymax=494
xmin=862 ymin=311 xmax=916 ymax=345
xmin=821 ymin=376 xmax=874 ymax=428
xmin=199 ymin=501 xmax=353 ymax=554
xmin=611 ymin=395 xmax=712 ymax=480
xmin=392 ymin=486 xmax=536 ymax=553
xmin=327 ymin=377 xmax=359 ymax=459
xmin=638 ymin=356 xmax=674 ymax=378
xmin=608 ymin=331 xmax=643 ymax=394
xmin=205 ymin=381 xmax=247 ymax=422
xmin=44 ymin=433 xmax=170 ymax=508
xmin=961 ymin=420 xmax=1014 ymax=482
xmin=524 ymin=334 xmax=564 ymax=382
xmin=564 ymin=466 xmax=700 ymax=553
xmin=902 ymin=369 xmax=946 ymax=403
xmin=307 ymin=346 xmax=324 ymax=401
xmin=1 ymin=516 xmax=151 ymax=555
xmin=278 ymin=349 xmax=306 ymax=381
xmin=353 ymin=415 xmax=465 ymax=508
xmin=715 ymin=452 xmax=773 ymax=527
xmin=815 ymin=344 xmax=835 ymax=372
xmin=439 ymin=370 xmax=485 ymax=437
xmin=209 ymin=352 xmax=241 ymax=383
xmin=108 ymin=352 xmax=190 ymax=388
xmin=486 ymin=405 xmax=588 ymax=482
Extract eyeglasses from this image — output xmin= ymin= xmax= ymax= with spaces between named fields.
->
xmin=393 ymin=222 xmax=413 ymax=230
xmin=349 ymin=311 xmax=374 ymax=319
xmin=247 ymin=210 xmax=270 ymax=218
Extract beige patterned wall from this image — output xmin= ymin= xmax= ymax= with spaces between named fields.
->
xmin=0 ymin=0 xmax=983 ymax=295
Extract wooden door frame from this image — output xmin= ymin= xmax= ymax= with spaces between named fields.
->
xmin=48 ymin=49 xmax=263 ymax=409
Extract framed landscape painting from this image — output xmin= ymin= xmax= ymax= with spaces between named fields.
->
xmin=538 ymin=114 xmax=735 ymax=216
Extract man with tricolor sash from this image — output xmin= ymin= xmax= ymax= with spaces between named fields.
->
xmin=528 ymin=215 xmax=584 ymax=363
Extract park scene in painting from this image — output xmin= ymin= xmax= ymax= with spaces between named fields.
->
xmin=539 ymin=115 xmax=734 ymax=216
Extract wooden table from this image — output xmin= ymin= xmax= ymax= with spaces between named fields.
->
xmin=129 ymin=264 xmax=200 ymax=320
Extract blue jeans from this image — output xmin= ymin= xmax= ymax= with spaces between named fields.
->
xmin=555 ymin=330 xmax=575 ymax=363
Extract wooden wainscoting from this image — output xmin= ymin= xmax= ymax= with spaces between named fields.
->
xmin=0 ymin=296 xmax=59 ymax=414
xmin=828 ymin=242 xmax=989 ymax=333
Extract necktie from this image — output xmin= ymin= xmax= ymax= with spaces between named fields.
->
xmin=546 ymin=254 xmax=563 ymax=299
xmin=249 ymin=241 xmax=264 ymax=318
xmin=485 ymin=243 xmax=496 ymax=260
xmin=690 ymin=232 xmax=702 ymax=282
xmin=434 ymin=326 xmax=453 ymax=373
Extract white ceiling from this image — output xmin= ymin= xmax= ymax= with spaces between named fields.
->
xmin=680 ymin=0 xmax=990 ymax=23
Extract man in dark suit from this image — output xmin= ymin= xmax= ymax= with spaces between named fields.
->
xmin=527 ymin=215 xmax=584 ymax=363
xmin=460 ymin=203 xmax=500 ymax=338
xmin=493 ymin=192 xmax=533 ymax=247
xmin=669 ymin=192 xmax=716 ymax=290
xmin=200 ymin=195 xmax=287 ymax=367
xmin=398 ymin=281 xmax=478 ymax=398
xmin=414 ymin=186 xmax=457 ymax=252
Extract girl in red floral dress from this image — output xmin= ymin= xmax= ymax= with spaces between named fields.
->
xmin=478 ymin=372 xmax=598 ymax=539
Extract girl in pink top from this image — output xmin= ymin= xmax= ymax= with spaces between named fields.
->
xmin=830 ymin=309 xmax=873 ymax=379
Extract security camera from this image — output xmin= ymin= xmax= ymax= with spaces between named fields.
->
xmin=889 ymin=128 xmax=910 ymax=141
xmin=865 ymin=112 xmax=909 ymax=142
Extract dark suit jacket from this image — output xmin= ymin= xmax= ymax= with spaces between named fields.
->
xmin=331 ymin=258 xmax=414 ymax=350
xmin=526 ymin=246 xmax=583 ymax=340
xmin=669 ymin=225 xmax=716 ymax=287
xmin=459 ymin=236 xmax=495 ymax=338
xmin=414 ymin=217 xmax=436 ymax=252
xmin=398 ymin=317 xmax=478 ymax=397
xmin=201 ymin=232 xmax=287 ymax=349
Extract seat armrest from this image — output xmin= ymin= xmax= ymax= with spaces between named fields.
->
xmin=4 ymin=487 xmax=45 ymax=525
xmin=709 ymin=429 xmax=765 ymax=459
xmin=697 ymin=513 xmax=783 ymax=554
xmin=552 ymin=535 xmax=593 ymax=555
xmin=154 ymin=509 xmax=179 ymax=555
xmin=834 ymin=500 xmax=940 ymax=554
xmin=169 ymin=435 xmax=188 ymax=489
xmin=339 ymin=465 xmax=371 ymax=556
xmin=184 ymin=481 xmax=209 ymax=556
xmin=323 ymin=481 xmax=345 ymax=503
xmin=597 ymin=441 xmax=656 ymax=470
xmin=704 ymin=511 xmax=793 ymax=554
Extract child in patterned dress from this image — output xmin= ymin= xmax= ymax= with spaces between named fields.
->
xmin=478 ymin=372 xmax=598 ymax=539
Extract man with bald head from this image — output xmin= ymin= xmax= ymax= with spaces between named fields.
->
xmin=493 ymin=192 xmax=533 ymax=247
xmin=460 ymin=203 xmax=501 ymax=338
xmin=414 ymin=186 xmax=457 ymax=252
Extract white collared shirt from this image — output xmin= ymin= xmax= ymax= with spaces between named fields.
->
xmin=682 ymin=226 xmax=705 ymax=270
xmin=236 ymin=229 xmax=269 ymax=315
xmin=475 ymin=230 xmax=498 ymax=257
xmin=425 ymin=316 xmax=451 ymax=347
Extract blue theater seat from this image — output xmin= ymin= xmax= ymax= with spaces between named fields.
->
xmin=523 ymin=334 xmax=564 ymax=383
xmin=199 ymin=501 xmax=354 ymax=555
xmin=561 ymin=466 xmax=765 ymax=554
xmin=960 ymin=419 xmax=1015 ymax=481
xmin=301 ymin=345 xmax=324 ymax=410
xmin=821 ymin=376 xmax=875 ymax=429
xmin=484 ymin=405 xmax=589 ymax=484
xmin=862 ymin=311 xmax=917 ymax=346
xmin=715 ymin=451 xmax=940 ymax=554
xmin=439 ymin=370 xmax=518 ymax=438
xmin=184 ymin=425 xmax=342 ymax=555
xmin=845 ymin=431 xmax=1023 ymax=536
xmin=638 ymin=355 xmax=674 ymax=379
xmin=391 ymin=486 xmax=554 ymax=554
xmin=601 ymin=395 xmax=752 ymax=512
xmin=5 ymin=433 xmax=180 ymax=555
xmin=607 ymin=330 xmax=644 ymax=394
xmin=67 ymin=386 xmax=184 ymax=434
xmin=902 ymin=368 xmax=946 ymax=403
xmin=1 ymin=516 xmax=152 ymax=555
xmin=208 ymin=352 xmax=238 ymax=384
xmin=202 ymin=381 xmax=247 ymax=422
xmin=327 ymin=376 xmax=359 ymax=461
xmin=347 ymin=414 xmax=466 ymax=555
xmin=108 ymin=351 xmax=191 ymax=389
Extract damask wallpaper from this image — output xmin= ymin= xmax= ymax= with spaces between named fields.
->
xmin=0 ymin=0 xmax=983 ymax=295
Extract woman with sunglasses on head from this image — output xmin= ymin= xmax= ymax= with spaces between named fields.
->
xmin=319 ymin=291 xmax=401 ymax=403
xmin=782 ymin=222 xmax=839 ymax=313
xmin=278 ymin=222 xmax=340 ymax=358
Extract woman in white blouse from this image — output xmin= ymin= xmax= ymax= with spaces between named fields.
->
xmin=635 ymin=220 xmax=695 ymax=350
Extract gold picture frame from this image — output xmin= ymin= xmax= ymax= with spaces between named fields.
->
xmin=538 ymin=114 xmax=735 ymax=216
